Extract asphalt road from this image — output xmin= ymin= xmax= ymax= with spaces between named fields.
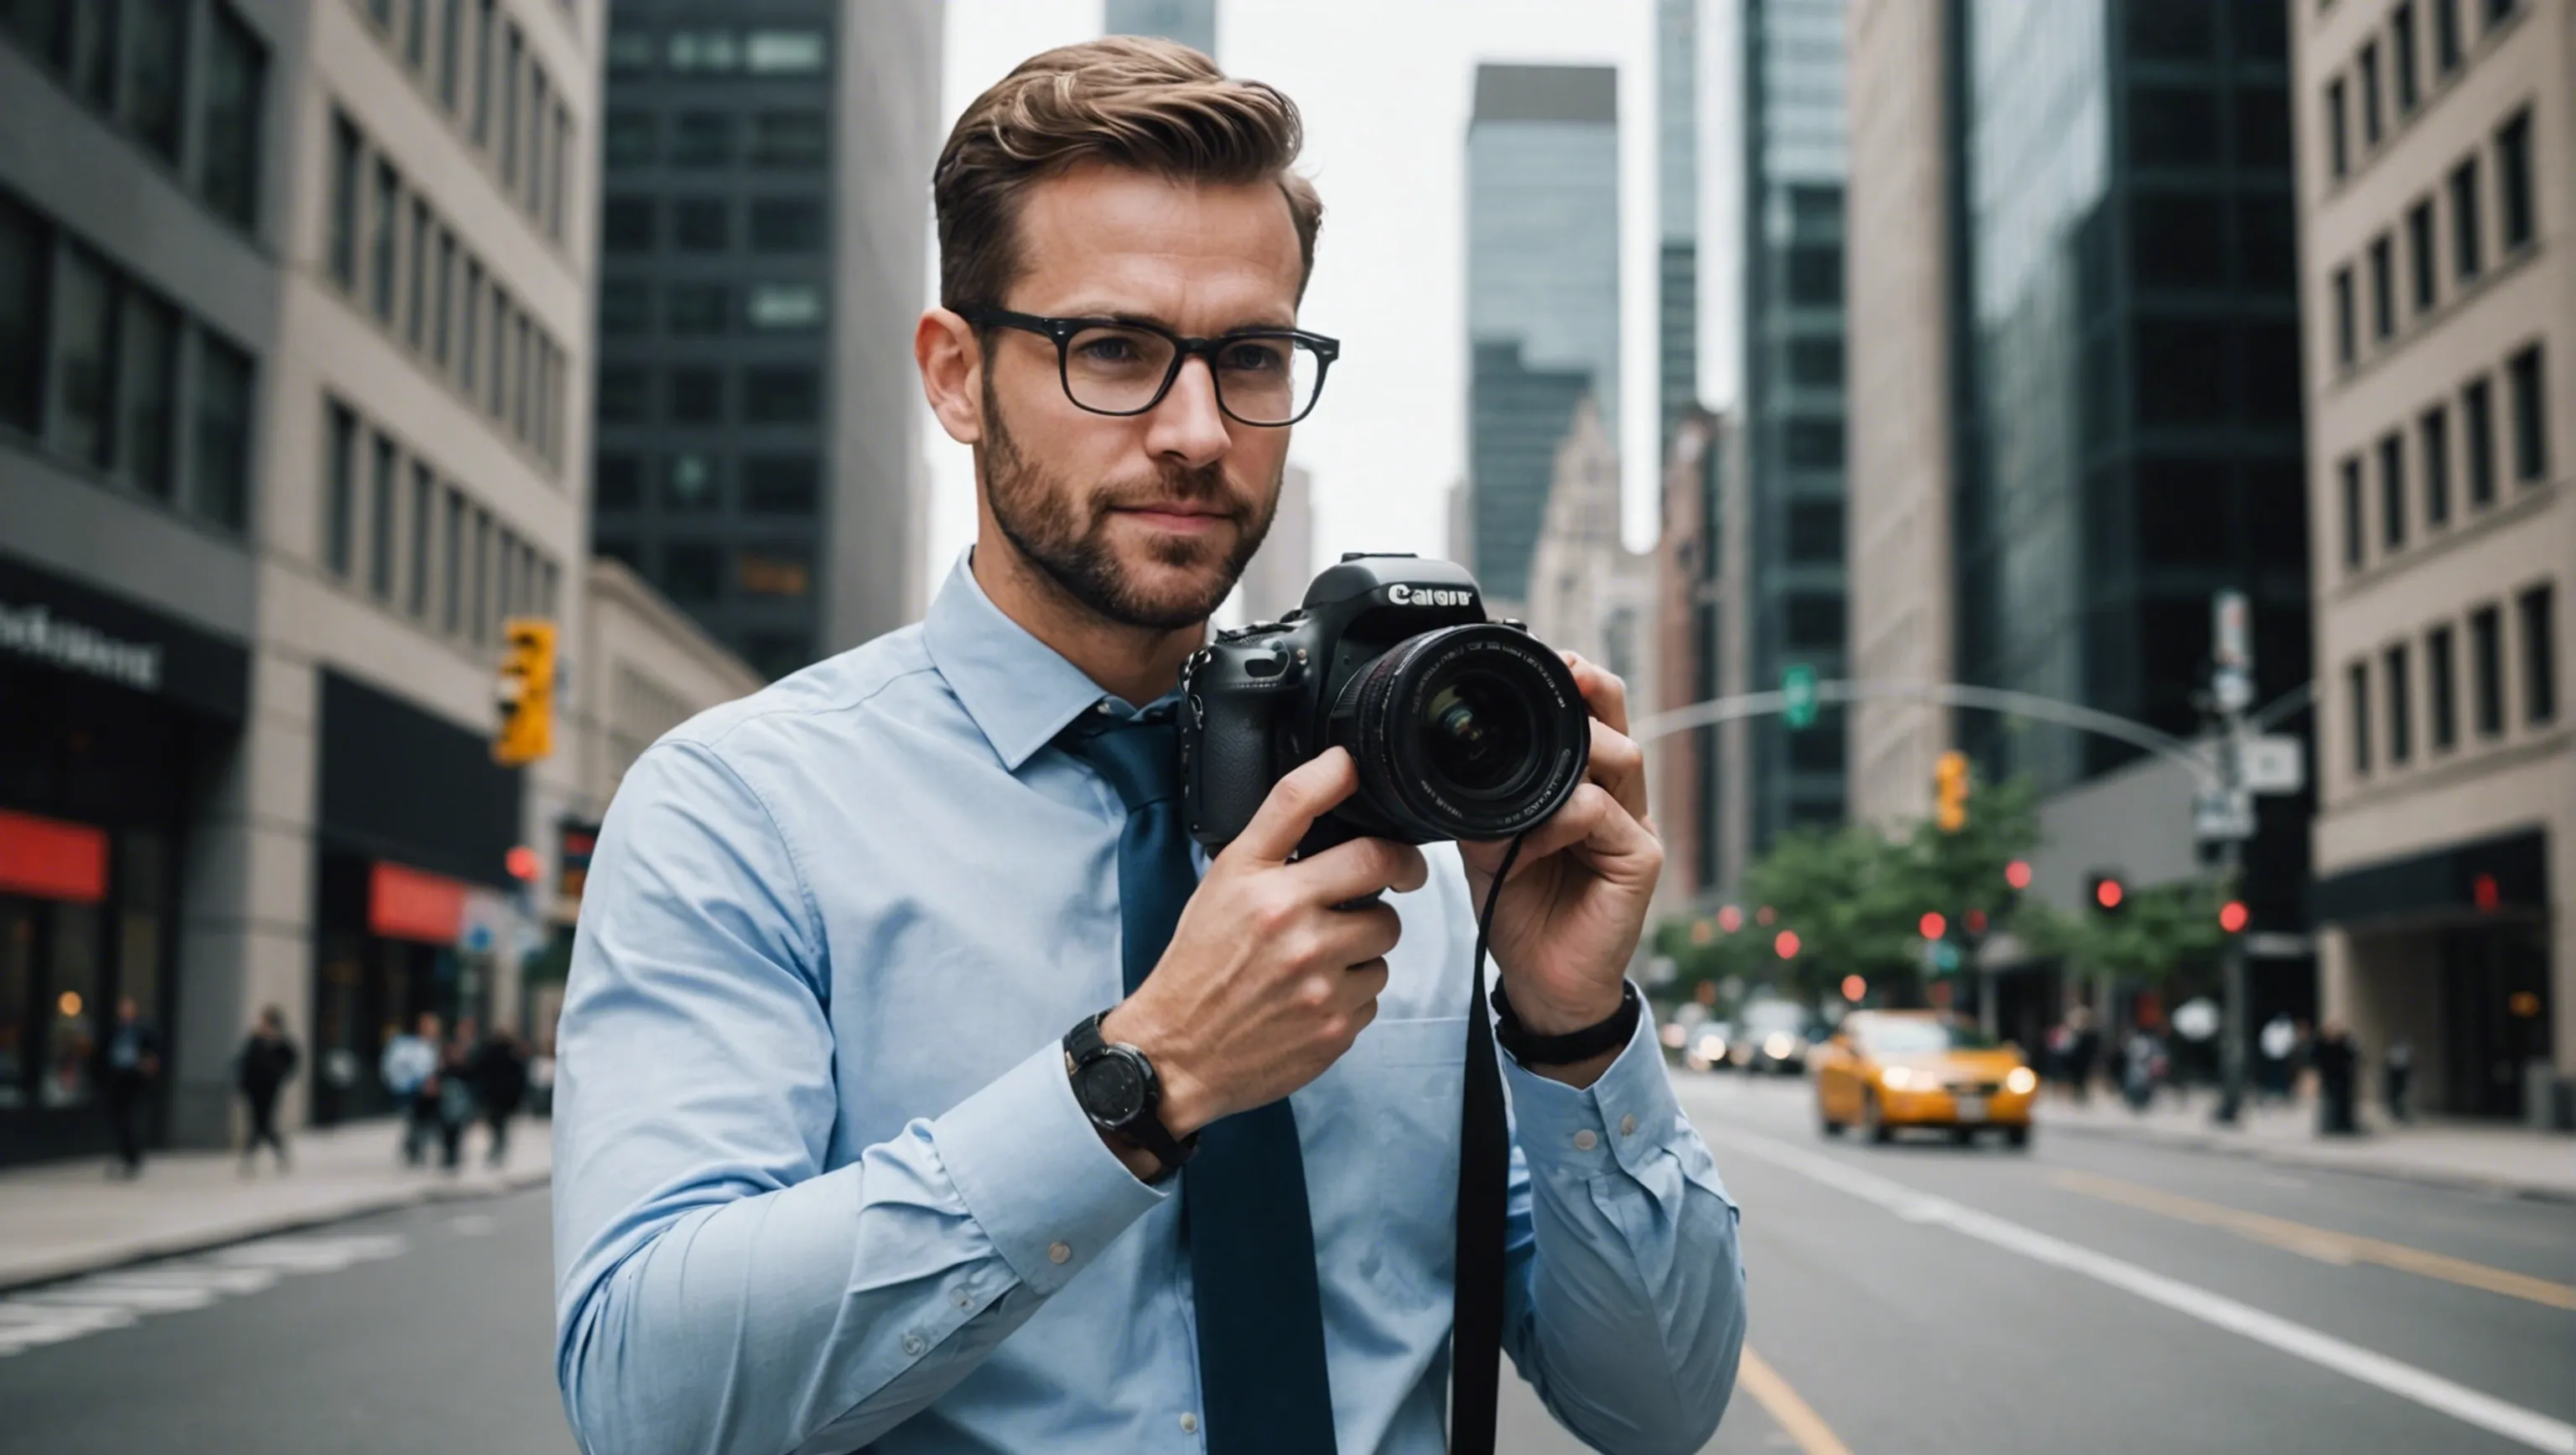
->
xmin=3 ymin=1074 xmax=2568 ymax=1454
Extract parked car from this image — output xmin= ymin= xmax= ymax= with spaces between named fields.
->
xmin=1729 ymin=1000 xmax=1818 ymax=1075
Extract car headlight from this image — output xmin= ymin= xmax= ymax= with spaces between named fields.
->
xmin=1881 ymin=1065 xmax=1915 ymax=1090
xmin=2006 ymin=1066 xmax=2038 ymax=1095
xmin=1763 ymin=1032 xmax=1795 ymax=1059
xmin=1694 ymin=1033 xmax=1727 ymax=1058
xmin=1660 ymin=1023 xmax=1688 ymax=1049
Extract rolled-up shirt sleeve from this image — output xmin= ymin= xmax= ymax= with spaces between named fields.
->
xmin=551 ymin=740 xmax=1167 ymax=1455
xmin=1498 ymin=1000 xmax=1747 ymax=1455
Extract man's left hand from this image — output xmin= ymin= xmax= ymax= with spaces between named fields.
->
xmin=1458 ymin=653 xmax=1662 ymax=1086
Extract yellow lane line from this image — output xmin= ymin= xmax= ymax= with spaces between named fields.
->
xmin=1736 ymin=1345 xmax=1856 ymax=1455
xmin=2049 ymin=1169 xmax=2576 ymax=1311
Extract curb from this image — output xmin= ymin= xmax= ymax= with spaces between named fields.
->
xmin=2038 ymin=1115 xmax=2576 ymax=1206
xmin=0 ymin=1166 xmax=553 ymax=1295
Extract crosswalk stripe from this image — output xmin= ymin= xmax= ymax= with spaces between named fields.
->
xmin=0 ymin=1231 xmax=410 ymax=1360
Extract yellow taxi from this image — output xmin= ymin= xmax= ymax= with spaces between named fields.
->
xmin=1812 ymin=1011 xmax=2038 ymax=1148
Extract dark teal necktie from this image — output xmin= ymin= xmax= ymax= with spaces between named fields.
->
xmin=1059 ymin=709 xmax=1339 ymax=1453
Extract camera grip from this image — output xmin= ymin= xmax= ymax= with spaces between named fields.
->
xmin=1184 ymin=696 xmax=1275 ymax=849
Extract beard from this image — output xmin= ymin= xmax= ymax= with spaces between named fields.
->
xmin=980 ymin=375 xmax=1278 ymax=631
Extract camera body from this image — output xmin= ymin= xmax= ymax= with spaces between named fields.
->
xmin=1179 ymin=553 xmax=1591 ymax=855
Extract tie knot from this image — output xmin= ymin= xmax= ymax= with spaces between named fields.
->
xmin=1060 ymin=707 xmax=1182 ymax=812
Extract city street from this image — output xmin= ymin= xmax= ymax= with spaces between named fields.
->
xmin=6 ymin=1075 xmax=2567 ymax=1453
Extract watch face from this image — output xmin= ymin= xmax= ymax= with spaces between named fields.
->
xmin=1077 ymin=1053 xmax=1148 ymax=1124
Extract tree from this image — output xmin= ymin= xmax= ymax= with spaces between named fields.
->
xmin=2019 ymin=876 xmax=2233 ymax=985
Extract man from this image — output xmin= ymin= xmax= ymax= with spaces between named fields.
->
xmin=2313 ymin=1020 xmax=2360 ymax=1136
xmin=100 ymin=996 xmax=161 ymax=1177
xmin=466 ymin=1028 xmax=529 ymax=1167
xmin=236 ymin=1006 xmax=300 ymax=1174
xmin=553 ymin=39 xmax=1743 ymax=1455
xmin=379 ymin=1013 xmax=439 ymax=1167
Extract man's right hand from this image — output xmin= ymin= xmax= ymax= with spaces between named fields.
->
xmin=1100 ymin=747 xmax=1428 ymax=1146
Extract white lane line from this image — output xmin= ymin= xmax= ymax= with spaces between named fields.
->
xmin=1706 ymin=1125 xmax=2576 ymax=1455
xmin=0 ymin=1232 xmax=410 ymax=1359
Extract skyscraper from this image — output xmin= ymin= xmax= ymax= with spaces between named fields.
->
xmin=1658 ymin=0 xmax=1701 ymax=453
xmin=590 ymin=2 xmax=941 ymax=681
xmin=1234 ymin=463 xmax=1312 ymax=621
xmin=1737 ymin=0 xmax=1851 ymax=846
xmin=1104 ymin=0 xmax=1218 ymax=59
xmin=1466 ymin=63 xmax=1621 ymax=610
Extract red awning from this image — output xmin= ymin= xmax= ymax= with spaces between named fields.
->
xmin=369 ymin=860 xmax=468 ymax=944
xmin=0 ymin=808 xmax=109 ymax=903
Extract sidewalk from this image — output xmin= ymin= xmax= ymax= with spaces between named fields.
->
xmin=0 ymin=1117 xmax=552 ymax=1291
xmin=2037 ymin=1089 xmax=2576 ymax=1203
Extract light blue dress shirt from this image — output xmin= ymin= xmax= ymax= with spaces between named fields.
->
xmin=552 ymin=555 xmax=1746 ymax=1455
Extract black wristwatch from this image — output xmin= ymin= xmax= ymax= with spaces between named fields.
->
xmin=1063 ymin=1011 xmax=1197 ymax=1180
xmin=1491 ymin=980 xmax=1643 ymax=1067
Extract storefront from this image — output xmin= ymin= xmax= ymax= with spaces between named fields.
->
xmin=308 ymin=669 xmax=522 ymax=1125
xmin=0 ymin=552 xmax=247 ymax=1164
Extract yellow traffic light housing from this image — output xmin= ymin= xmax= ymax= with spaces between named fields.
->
xmin=1935 ymin=749 xmax=1970 ymax=832
xmin=495 ymin=617 xmax=557 ymax=766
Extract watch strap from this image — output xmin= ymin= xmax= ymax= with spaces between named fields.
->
xmin=1062 ymin=1011 xmax=1197 ymax=1177
xmin=1489 ymin=980 xmax=1642 ymax=1067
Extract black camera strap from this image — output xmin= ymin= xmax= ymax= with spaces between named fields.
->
xmin=1449 ymin=833 xmax=1524 ymax=1455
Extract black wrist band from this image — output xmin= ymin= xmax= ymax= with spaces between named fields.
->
xmin=1489 ymin=980 xmax=1641 ymax=1067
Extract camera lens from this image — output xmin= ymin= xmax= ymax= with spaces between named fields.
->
xmin=1331 ymin=623 xmax=1588 ymax=841
xmin=1420 ymin=673 xmax=1534 ymax=794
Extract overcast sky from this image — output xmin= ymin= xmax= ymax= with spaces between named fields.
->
xmin=922 ymin=0 xmax=1744 ymax=593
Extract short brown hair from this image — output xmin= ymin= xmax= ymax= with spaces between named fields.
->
xmin=933 ymin=37 xmax=1324 ymax=312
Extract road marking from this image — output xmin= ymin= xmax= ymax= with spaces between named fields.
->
xmin=1706 ymin=1125 xmax=2576 ymax=1455
xmin=0 ymin=1232 xmax=408 ymax=1359
xmin=2049 ymin=1168 xmax=2576 ymax=1311
xmin=448 ymin=1213 xmax=498 ymax=1236
xmin=1735 ymin=1346 xmax=1855 ymax=1455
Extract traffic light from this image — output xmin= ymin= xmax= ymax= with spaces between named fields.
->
xmin=1919 ymin=912 xmax=1947 ymax=940
xmin=1935 ymin=750 xmax=1970 ymax=832
xmin=2088 ymin=872 xmax=2127 ymax=913
xmin=2218 ymin=900 xmax=2250 ymax=933
xmin=495 ymin=617 xmax=557 ymax=766
xmin=2004 ymin=859 xmax=2033 ymax=891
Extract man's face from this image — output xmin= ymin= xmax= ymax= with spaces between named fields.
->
xmin=975 ymin=164 xmax=1302 ymax=630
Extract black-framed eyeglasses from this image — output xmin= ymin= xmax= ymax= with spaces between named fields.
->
xmin=958 ymin=307 xmax=1340 ymax=428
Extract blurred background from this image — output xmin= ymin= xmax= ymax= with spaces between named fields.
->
xmin=0 ymin=1 xmax=2569 ymax=1452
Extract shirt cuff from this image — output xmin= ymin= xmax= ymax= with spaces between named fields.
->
xmin=933 ymin=1039 xmax=1171 ymax=1297
xmin=1499 ymin=989 xmax=1689 ymax=1182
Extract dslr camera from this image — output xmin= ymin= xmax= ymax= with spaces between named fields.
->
xmin=1179 ymin=553 xmax=1592 ymax=855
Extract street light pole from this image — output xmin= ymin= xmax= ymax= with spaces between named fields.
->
xmin=2210 ymin=591 xmax=2253 ymax=1127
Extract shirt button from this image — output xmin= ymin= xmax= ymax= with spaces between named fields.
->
xmin=1619 ymin=1114 xmax=1638 ymax=1137
xmin=1572 ymin=1130 xmax=1598 ymax=1151
xmin=1180 ymin=1413 xmax=1199 ymax=1434
xmin=952 ymin=1289 xmax=973 ymax=1309
xmin=1047 ymin=1241 xmax=1072 ymax=1265
xmin=901 ymin=1333 xmax=926 ymax=1357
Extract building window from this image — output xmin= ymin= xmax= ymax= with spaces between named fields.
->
xmin=459 ymin=260 xmax=482 ymax=387
xmin=199 ymin=5 xmax=267 ymax=230
xmin=324 ymin=402 xmax=357 ymax=576
xmin=2482 ymin=0 xmax=2520 ymax=24
xmin=672 ymin=112 xmax=732 ymax=168
xmin=2463 ymin=375 xmax=2496 ymax=506
xmin=2384 ymin=643 xmax=2412 ymax=764
xmin=368 ymin=433 xmax=397 ymax=600
xmin=745 ymin=283 xmax=824 ymax=331
xmin=2356 ymin=42 xmax=2381 ymax=147
xmin=1784 ymin=244 xmax=1841 ymax=306
xmin=500 ymin=23 xmax=522 ymax=187
xmin=2340 ymin=455 xmax=2365 ymax=569
xmin=2378 ymin=432 xmax=2407 ymax=550
xmin=2448 ymin=158 xmax=2481 ymax=281
xmin=605 ymin=111 xmax=655 ymax=167
xmin=550 ymin=107 xmax=571 ymax=242
xmin=2347 ymin=659 xmax=2372 ymax=773
xmin=743 ymin=365 xmax=818 ymax=423
xmin=471 ymin=0 xmax=495 ymax=143
xmin=603 ymin=197 xmax=655 ymax=254
xmin=2405 ymin=197 xmax=2437 ymax=314
xmin=744 ymin=29 xmax=828 ymax=74
xmin=121 ymin=0 xmax=187 ymax=163
xmin=750 ymin=110 xmax=828 ymax=169
xmin=1788 ymin=338 xmax=1844 ymax=388
xmin=2389 ymin=4 xmax=2421 ymax=113
xmin=1786 ymin=501 xmax=1843 ymax=563
xmin=606 ymin=23 xmax=652 ymax=74
xmin=2521 ymin=584 xmax=2559 ymax=725
xmin=2420 ymin=405 xmax=2451 ymax=526
xmin=667 ymin=29 xmax=740 ymax=72
xmin=432 ymin=231 xmax=454 ymax=367
xmin=2324 ymin=78 xmax=2348 ymax=179
xmin=1784 ymin=593 xmax=1845 ymax=649
xmin=329 ymin=114 xmax=361 ymax=289
xmin=738 ymin=544 xmax=811 ymax=599
xmin=0 ymin=193 xmax=41 ymax=435
xmin=1784 ymin=419 xmax=1843 ymax=470
xmin=2496 ymin=109 xmax=2533 ymax=253
xmin=595 ymin=453 xmax=642 ymax=510
xmin=437 ymin=0 xmax=463 ymax=108
xmin=370 ymin=162 xmax=400 ymax=323
xmin=2331 ymin=266 xmax=2355 ymax=366
xmin=2428 ymin=624 xmax=2458 ymax=751
xmin=749 ymin=198 xmax=824 ymax=253
xmin=669 ymin=366 xmax=724 ymax=424
xmin=2469 ymin=604 xmax=2504 ymax=736
xmin=184 ymin=330 xmax=251 ymax=529
xmin=527 ymin=70 xmax=550 ymax=216
xmin=470 ymin=507 xmax=491 ymax=642
xmin=597 ymin=366 xmax=647 ymax=424
xmin=600 ymin=279 xmax=649 ymax=336
xmin=662 ymin=542 xmax=722 ymax=602
xmin=440 ymin=486 xmax=464 ymax=633
xmin=408 ymin=461 xmax=434 ymax=620
xmin=51 ymin=243 xmax=115 ymax=469
xmin=744 ymin=455 xmax=818 ymax=513
xmin=406 ymin=200 xmax=431 ymax=349
xmin=2433 ymin=0 xmax=2463 ymax=70
xmin=673 ymin=199 xmax=729 ymax=252
xmin=117 ymin=290 xmax=180 ymax=500
xmin=667 ymin=283 xmax=730 ymax=335
xmin=2367 ymin=233 xmax=2394 ymax=340
xmin=2506 ymin=345 xmax=2547 ymax=485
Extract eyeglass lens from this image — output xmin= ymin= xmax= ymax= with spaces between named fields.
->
xmin=1062 ymin=325 xmax=1323 ymax=424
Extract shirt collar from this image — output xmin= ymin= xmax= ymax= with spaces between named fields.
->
xmin=922 ymin=549 xmax=1171 ymax=772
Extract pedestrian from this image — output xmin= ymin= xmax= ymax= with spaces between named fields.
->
xmin=2122 ymin=1026 xmax=2165 ymax=1112
xmin=2383 ymin=1035 xmax=2415 ymax=1124
xmin=98 ymin=996 xmax=161 ymax=1178
xmin=468 ymin=1028 xmax=530 ymax=1167
xmin=2313 ymin=1020 xmax=2360 ymax=1135
xmin=235 ymin=1006 xmax=300 ymax=1174
xmin=548 ymin=39 xmax=1744 ymax=1454
xmin=380 ymin=1013 xmax=440 ymax=1166
xmin=2064 ymin=1006 xmax=2101 ymax=1105
xmin=2258 ymin=1012 xmax=2297 ymax=1102
xmin=435 ymin=1018 xmax=480 ymax=1172
xmin=2291 ymin=1016 xmax=2315 ymax=1101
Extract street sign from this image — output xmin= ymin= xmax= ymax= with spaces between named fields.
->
xmin=2241 ymin=735 xmax=2304 ymax=794
xmin=1782 ymin=664 xmax=1818 ymax=729
xmin=2194 ymin=786 xmax=2256 ymax=841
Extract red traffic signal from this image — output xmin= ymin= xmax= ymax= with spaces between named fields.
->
xmin=1965 ymin=908 xmax=1989 ymax=936
xmin=1919 ymin=912 xmax=1947 ymax=940
xmin=1774 ymin=929 xmax=1801 ymax=959
xmin=2090 ymin=875 xmax=2127 ymax=911
xmin=2219 ymin=900 xmax=2250 ymax=933
xmin=505 ymin=844 xmax=541 ymax=882
xmin=2005 ymin=859 xmax=2033 ymax=891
